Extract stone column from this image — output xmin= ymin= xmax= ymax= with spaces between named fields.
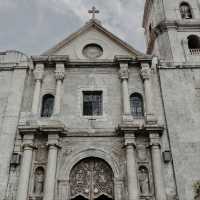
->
xmin=125 ymin=133 xmax=139 ymax=200
xmin=182 ymin=38 xmax=190 ymax=61
xmin=140 ymin=63 xmax=157 ymax=124
xmin=32 ymin=63 xmax=44 ymax=115
xmin=150 ymin=133 xmax=166 ymax=200
xmin=119 ymin=63 xmax=132 ymax=121
xmin=16 ymin=134 xmax=34 ymax=200
xmin=43 ymin=134 xmax=60 ymax=200
xmin=54 ymin=63 xmax=65 ymax=115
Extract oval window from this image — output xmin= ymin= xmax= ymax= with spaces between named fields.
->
xmin=82 ymin=43 xmax=103 ymax=59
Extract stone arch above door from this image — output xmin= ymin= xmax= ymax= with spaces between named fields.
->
xmin=69 ymin=157 xmax=114 ymax=200
xmin=59 ymin=148 xmax=120 ymax=180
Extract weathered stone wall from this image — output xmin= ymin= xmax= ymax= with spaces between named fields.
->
xmin=0 ymin=51 xmax=29 ymax=199
xmin=159 ymin=68 xmax=200 ymax=200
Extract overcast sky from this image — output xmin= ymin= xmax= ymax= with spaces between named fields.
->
xmin=0 ymin=0 xmax=146 ymax=55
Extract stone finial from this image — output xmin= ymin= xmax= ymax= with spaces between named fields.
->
xmin=33 ymin=64 xmax=44 ymax=81
xmin=88 ymin=6 xmax=100 ymax=20
xmin=55 ymin=64 xmax=65 ymax=81
xmin=119 ymin=63 xmax=129 ymax=79
xmin=140 ymin=63 xmax=151 ymax=80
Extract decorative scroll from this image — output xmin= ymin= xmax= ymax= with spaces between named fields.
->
xmin=69 ymin=158 xmax=114 ymax=200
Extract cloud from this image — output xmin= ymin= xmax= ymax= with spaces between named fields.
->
xmin=0 ymin=0 xmax=146 ymax=54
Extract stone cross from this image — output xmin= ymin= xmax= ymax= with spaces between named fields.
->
xmin=88 ymin=6 xmax=99 ymax=20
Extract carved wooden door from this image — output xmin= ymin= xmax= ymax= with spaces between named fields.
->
xmin=70 ymin=158 xmax=114 ymax=200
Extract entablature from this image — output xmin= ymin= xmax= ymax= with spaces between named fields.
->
xmin=18 ymin=120 xmax=65 ymax=136
xmin=118 ymin=123 xmax=164 ymax=136
xmin=154 ymin=20 xmax=200 ymax=36
xmin=30 ymin=55 xmax=153 ymax=69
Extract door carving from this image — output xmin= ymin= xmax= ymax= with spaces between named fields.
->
xmin=69 ymin=157 xmax=114 ymax=200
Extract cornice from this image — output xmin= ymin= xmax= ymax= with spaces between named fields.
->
xmin=31 ymin=55 xmax=69 ymax=64
xmin=18 ymin=120 xmax=66 ymax=136
xmin=155 ymin=20 xmax=200 ymax=36
xmin=118 ymin=123 xmax=164 ymax=135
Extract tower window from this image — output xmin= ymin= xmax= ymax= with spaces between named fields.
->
xmin=130 ymin=93 xmax=144 ymax=117
xmin=41 ymin=94 xmax=54 ymax=117
xmin=180 ymin=2 xmax=192 ymax=19
xmin=83 ymin=91 xmax=102 ymax=116
xmin=188 ymin=35 xmax=200 ymax=49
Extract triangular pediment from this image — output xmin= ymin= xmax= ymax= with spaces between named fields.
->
xmin=42 ymin=20 xmax=145 ymax=60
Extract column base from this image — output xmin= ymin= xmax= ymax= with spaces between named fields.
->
xmin=145 ymin=113 xmax=157 ymax=125
xmin=122 ymin=114 xmax=133 ymax=122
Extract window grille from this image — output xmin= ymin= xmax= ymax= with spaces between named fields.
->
xmin=83 ymin=91 xmax=102 ymax=116
xmin=130 ymin=93 xmax=144 ymax=117
xmin=41 ymin=94 xmax=54 ymax=117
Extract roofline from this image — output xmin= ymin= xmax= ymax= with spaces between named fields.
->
xmin=42 ymin=19 xmax=147 ymax=57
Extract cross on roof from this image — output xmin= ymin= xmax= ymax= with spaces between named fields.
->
xmin=88 ymin=6 xmax=100 ymax=20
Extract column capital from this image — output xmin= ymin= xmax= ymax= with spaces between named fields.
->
xmin=119 ymin=63 xmax=129 ymax=80
xmin=33 ymin=63 xmax=44 ymax=81
xmin=22 ymin=143 xmax=36 ymax=150
xmin=124 ymin=133 xmax=136 ymax=147
xmin=47 ymin=133 xmax=60 ymax=147
xmin=22 ymin=133 xmax=35 ymax=150
xmin=140 ymin=63 xmax=151 ymax=80
xmin=55 ymin=63 xmax=65 ymax=81
xmin=149 ymin=133 xmax=161 ymax=147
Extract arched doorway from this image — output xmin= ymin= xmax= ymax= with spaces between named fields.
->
xmin=69 ymin=157 xmax=114 ymax=200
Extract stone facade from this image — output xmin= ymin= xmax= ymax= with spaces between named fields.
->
xmin=0 ymin=2 xmax=199 ymax=200
xmin=143 ymin=1 xmax=200 ymax=200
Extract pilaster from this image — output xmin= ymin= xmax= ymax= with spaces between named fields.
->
xmin=43 ymin=133 xmax=61 ymax=200
xmin=118 ymin=60 xmax=133 ymax=122
xmin=140 ymin=63 xmax=157 ymax=125
xmin=16 ymin=133 xmax=35 ymax=200
xmin=124 ymin=133 xmax=139 ymax=200
xmin=32 ymin=63 xmax=44 ymax=115
xmin=54 ymin=63 xmax=65 ymax=115
xmin=149 ymin=133 xmax=166 ymax=200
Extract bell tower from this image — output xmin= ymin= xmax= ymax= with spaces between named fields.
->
xmin=143 ymin=0 xmax=200 ymax=63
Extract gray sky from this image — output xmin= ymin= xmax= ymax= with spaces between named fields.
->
xmin=0 ymin=0 xmax=146 ymax=55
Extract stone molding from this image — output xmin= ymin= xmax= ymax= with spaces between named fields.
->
xmin=118 ymin=123 xmax=164 ymax=135
xmin=18 ymin=120 xmax=65 ymax=136
xmin=154 ymin=20 xmax=200 ymax=37
xmin=31 ymin=55 xmax=69 ymax=64
xmin=58 ymin=148 xmax=120 ymax=180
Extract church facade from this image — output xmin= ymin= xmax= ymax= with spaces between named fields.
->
xmin=0 ymin=1 xmax=200 ymax=200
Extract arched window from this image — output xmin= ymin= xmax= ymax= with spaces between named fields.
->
xmin=41 ymin=94 xmax=54 ymax=117
xmin=188 ymin=35 xmax=200 ymax=49
xmin=180 ymin=2 xmax=192 ymax=19
xmin=130 ymin=93 xmax=144 ymax=117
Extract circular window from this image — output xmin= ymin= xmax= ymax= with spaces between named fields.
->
xmin=82 ymin=43 xmax=103 ymax=59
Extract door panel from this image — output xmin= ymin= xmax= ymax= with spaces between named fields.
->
xmin=70 ymin=158 xmax=114 ymax=200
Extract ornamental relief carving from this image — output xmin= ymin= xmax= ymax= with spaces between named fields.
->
xmin=69 ymin=157 xmax=114 ymax=200
xmin=119 ymin=64 xmax=129 ymax=79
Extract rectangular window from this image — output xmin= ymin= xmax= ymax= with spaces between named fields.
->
xmin=83 ymin=91 xmax=103 ymax=116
